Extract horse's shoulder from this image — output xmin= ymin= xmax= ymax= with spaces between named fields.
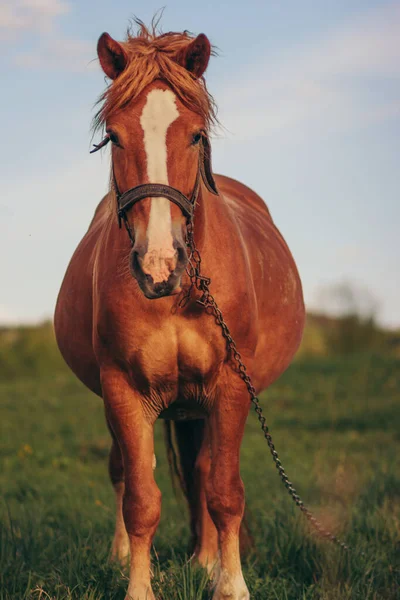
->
xmin=214 ymin=174 xmax=272 ymax=220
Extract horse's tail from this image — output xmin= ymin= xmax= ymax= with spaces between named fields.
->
xmin=163 ymin=419 xmax=254 ymax=555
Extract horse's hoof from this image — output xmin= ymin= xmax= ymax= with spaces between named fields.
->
xmin=212 ymin=568 xmax=250 ymax=600
xmin=124 ymin=585 xmax=156 ymax=600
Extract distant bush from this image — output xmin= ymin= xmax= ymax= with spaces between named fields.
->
xmin=0 ymin=321 xmax=66 ymax=381
xmin=298 ymin=312 xmax=393 ymax=358
xmin=301 ymin=282 xmax=393 ymax=356
xmin=325 ymin=313 xmax=384 ymax=354
xmin=296 ymin=315 xmax=328 ymax=357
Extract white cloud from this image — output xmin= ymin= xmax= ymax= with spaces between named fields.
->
xmin=216 ymin=2 xmax=400 ymax=140
xmin=14 ymin=36 xmax=95 ymax=72
xmin=308 ymin=280 xmax=380 ymax=320
xmin=311 ymin=2 xmax=400 ymax=78
xmin=0 ymin=0 xmax=69 ymax=38
xmin=0 ymin=0 xmax=95 ymax=72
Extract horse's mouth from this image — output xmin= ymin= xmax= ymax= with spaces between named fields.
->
xmin=136 ymin=273 xmax=183 ymax=300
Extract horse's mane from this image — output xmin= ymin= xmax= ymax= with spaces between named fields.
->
xmin=93 ymin=19 xmax=218 ymax=134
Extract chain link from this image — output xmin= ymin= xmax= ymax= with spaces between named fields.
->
xmin=181 ymin=223 xmax=350 ymax=552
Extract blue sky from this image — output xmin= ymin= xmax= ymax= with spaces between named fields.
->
xmin=0 ymin=0 xmax=399 ymax=327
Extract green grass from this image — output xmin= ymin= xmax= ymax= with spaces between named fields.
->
xmin=1 ymin=354 xmax=399 ymax=599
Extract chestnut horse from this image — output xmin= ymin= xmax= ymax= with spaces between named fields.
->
xmin=54 ymin=23 xmax=305 ymax=600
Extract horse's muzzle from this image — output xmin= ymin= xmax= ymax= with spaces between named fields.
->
xmin=130 ymin=243 xmax=188 ymax=299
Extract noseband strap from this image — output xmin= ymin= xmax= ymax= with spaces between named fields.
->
xmin=115 ymin=167 xmax=201 ymax=244
xmin=117 ymin=180 xmax=198 ymax=225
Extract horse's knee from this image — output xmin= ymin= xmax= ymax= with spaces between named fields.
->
xmin=206 ymin=475 xmax=245 ymax=528
xmin=123 ymin=484 xmax=161 ymax=536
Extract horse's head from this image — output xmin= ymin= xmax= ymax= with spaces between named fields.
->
xmin=95 ymin=28 xmax=217 ymax=299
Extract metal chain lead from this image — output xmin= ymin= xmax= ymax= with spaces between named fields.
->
xmin=181 ymin=223 xmax=350 ymax=552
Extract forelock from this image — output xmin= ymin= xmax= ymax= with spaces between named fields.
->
xmin=92 ymin=20 xmax=218 ymax=135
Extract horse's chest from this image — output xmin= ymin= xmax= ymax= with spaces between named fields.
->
xmin=177 ymin=326 xmax=224 ymax=380
xmin=128 ymin=321 xmax=224 ymax=399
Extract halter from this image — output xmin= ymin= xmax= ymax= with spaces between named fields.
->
xmin=91 ymin=134 xmax=218 ymax=245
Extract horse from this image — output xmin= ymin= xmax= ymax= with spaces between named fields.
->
xmin=54 ymin=22 xmax=305 ymax=600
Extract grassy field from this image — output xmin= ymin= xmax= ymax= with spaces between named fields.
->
xmin=1 ymin=342 xmax=399 ymax=599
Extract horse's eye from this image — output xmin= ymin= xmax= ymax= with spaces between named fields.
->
xmin=108 ymin=131 xmax=120 ymax=145
xmin=191 ymin=132 xmax=202 ymax=146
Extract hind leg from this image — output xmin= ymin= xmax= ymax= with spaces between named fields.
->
xmin=174 ymin=420 xmax=219 ymax=573
xmin=108 ymin=425 xmax=130 ymax=563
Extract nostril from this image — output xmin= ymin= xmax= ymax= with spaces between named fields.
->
xmin=131 ymin=249 xmax=140 ymax=271
xmin=131 ymin=248 xmax=145 ymax=278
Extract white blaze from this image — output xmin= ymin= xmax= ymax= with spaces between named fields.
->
xmin=140 ymin=89 xmax=179 ymax=283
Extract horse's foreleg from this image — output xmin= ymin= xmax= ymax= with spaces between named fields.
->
xmin=102 ymin=370 xmax=160 ymax=600
xmin=207 ymin=382 xmax=250 ymax=600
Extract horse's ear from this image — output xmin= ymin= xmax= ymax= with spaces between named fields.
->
xmin=97 ymin=32 xmax=128 ymax=80
xmin=176 ymin=34 xmax=211 ymax=79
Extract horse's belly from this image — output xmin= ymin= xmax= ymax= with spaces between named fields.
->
xmin=159 ymin=398 xmax=207 ymax=420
